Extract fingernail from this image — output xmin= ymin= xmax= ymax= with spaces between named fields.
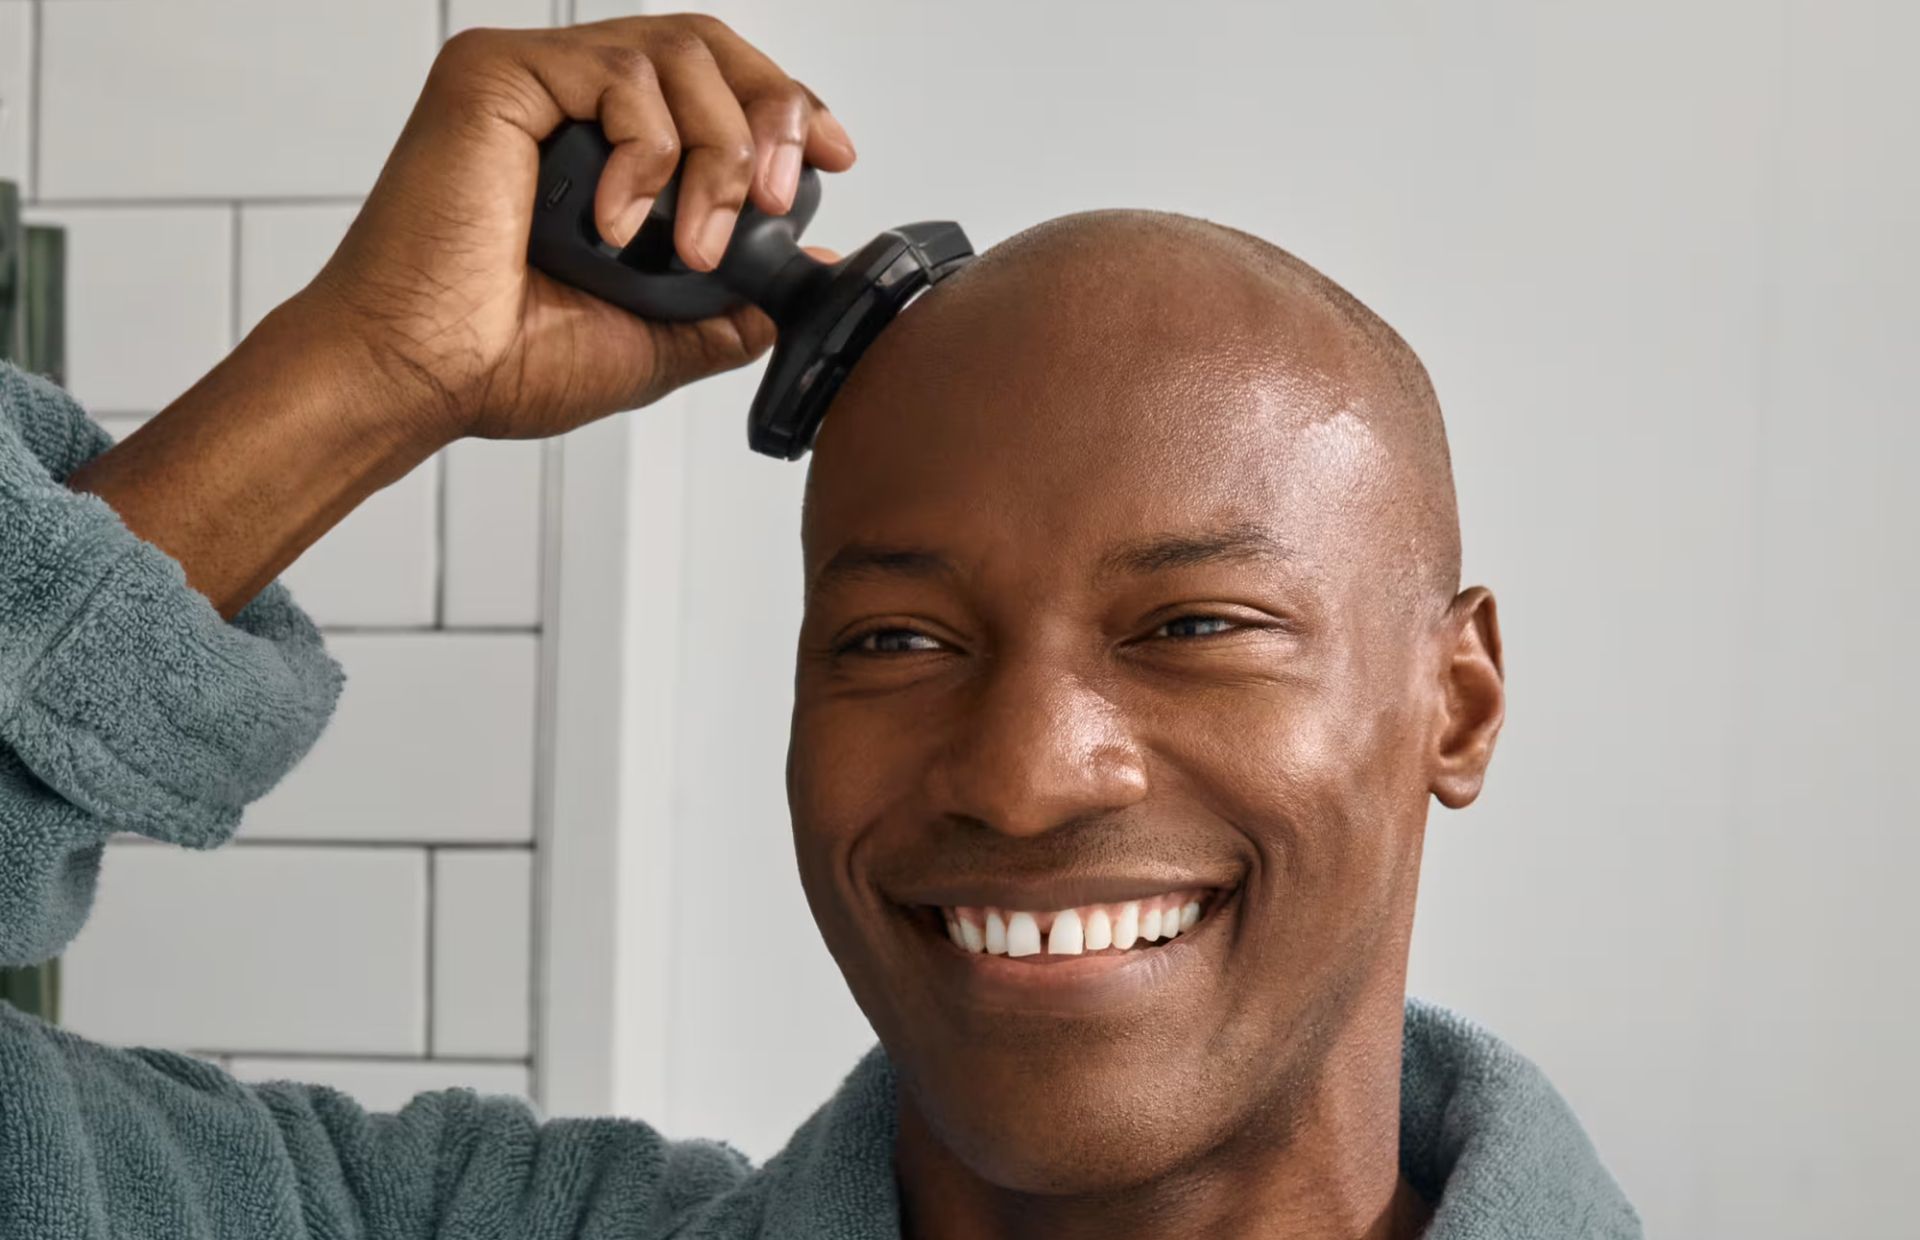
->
xmin=767 ymin=143 xmax=803 ymax=212
xmin=696 ymin=206 xmax=735 ymax=269
xmin=818 ymin=110 xmax=856 ymax=157
xmin=611 ymin=196 xmax=654 ymax=248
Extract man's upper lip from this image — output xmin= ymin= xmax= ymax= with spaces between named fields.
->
xmin=887 ymin=874 xmax=1240 ymax=911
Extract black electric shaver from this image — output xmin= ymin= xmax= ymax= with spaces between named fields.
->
xmin=527 ymin=121 xmax=974 ymax=459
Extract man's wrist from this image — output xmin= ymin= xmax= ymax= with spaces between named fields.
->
xmin=67 ymin=295 xmax=458 ymax=619
xmin=253 ymin=286 xmax=470 ymax=468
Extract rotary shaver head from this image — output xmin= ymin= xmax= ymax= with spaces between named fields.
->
xmin=527 ymin=120 xmax=974 ymax=459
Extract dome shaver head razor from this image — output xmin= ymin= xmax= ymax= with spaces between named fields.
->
xmin=527 ymin=120 xmax=975 ymax=459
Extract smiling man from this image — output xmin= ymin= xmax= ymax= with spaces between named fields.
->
xmin=784 ymin=210 xmax=1631 ymax=1239
xmin=0 ymin=14 xmax=1638 ymax=1240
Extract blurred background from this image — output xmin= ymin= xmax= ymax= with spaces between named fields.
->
xmin=2 ymin=2 xmax=1912 ymax=1237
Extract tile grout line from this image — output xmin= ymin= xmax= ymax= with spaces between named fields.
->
xmin=32 ymin=195 xmax=365 ymax=209
xmin=112 ymin=836 xmax=535 ymax=852
xmin=318 ymin=624 xmax=540 ymax=636
xmin=213 ymin=1051 xmax=533 ymax=1067
xmin=228 ymin=202 xmax=242 ymax=346
xmin=424 ymin=847 xmax=437 ymax=1058
xmin=26 ymin=0 xmax=41 ymax=201
xmin=433 ymin=452 xmax=449 ymax=628
xmin=527 ymin=435 xmax=566 ymax=1106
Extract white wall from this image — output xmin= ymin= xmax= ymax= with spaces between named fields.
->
xmin=4 ymin=0 xmax=602 ymax=1112
xmin=615 ymin=3 xmax=1919 ymax=1238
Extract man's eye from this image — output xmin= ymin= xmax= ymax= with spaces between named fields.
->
xmin=1155 ymin=615 xmax=1237 ymax=639
xmin=846 ymin=628 xmax=944 ymax=654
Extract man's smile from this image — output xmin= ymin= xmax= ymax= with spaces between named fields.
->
xmin=938 ymin=888 xmax=1213 ymax=957
xmin=885 ymin=880 xmax=1244 ymax=1015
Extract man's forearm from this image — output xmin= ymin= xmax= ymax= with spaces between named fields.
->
xmin=65 ymin=295 xmax=451 ymax=621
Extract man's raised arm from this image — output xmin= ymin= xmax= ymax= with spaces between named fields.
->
xmin=0 ymin=16 xmax=857 ymax=1235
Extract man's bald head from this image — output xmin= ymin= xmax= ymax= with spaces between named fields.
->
xmin=785 ymin=209 xmax=1504 ymax=1213
xmin=805 ymin=208 xmax=1460 ymax=624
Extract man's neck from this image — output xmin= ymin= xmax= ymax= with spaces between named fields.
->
xmin=894 ymin=989 xmax=1425 ymax=1240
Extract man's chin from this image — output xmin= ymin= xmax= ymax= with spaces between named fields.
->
xmin=898 ymin=1056 xmax=1234 ymax=1198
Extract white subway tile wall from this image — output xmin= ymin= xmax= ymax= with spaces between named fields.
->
xmin=245 ymin=633 xmax=540 ymax=842
xmin=279 ymin=463 xmax=442 ymax=628
xmin=20 ymin=1 xmax=557 ymax=1113
xmin=448 ymin=0 xmax=563 ymax=35
xmin=236 ymin=203 xmax=360 ymax=337
xmin=20 ymin=205 xmax=233 ymax=414
xmin=431 ymin=849 xmax=534 ymax=1058
xmin=444 ymin=437 xmax=546 ymax=627
xmin=572 ymin=1 xmax=645 ymax=21
xmin=37 ymin=1 xmax=438 ymax=200
xmin=61 ymin=844 xmax=429 ymax=1055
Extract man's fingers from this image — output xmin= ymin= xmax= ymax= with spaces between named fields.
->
xmin=691 ymin=18 xmax=803 ymax=214
xmin=595 ymin=69 xmax=680 ymax=247
xmin=691 ymin=19 xmax=857 ymax=212
xmin=739 ymin=87 xmax=809 ymax=218
xmin=525 ymin=38 xmax=740 ymax=254
xmin=793 ymin=80 xmax=858 ymax=173
xmin=435 ymin=20 xmax=854 ymax=268
xmin=649 ymin=33 xmax=756 ymax=272
xmin=440 ymin=34 xmax=673 ymax=249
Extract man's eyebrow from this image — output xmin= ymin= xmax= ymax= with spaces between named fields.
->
xmin=1096 ymin=523 xmax=1295 ymax=578
xmin=807 ymin=526 xmax=1291 ymax=595
xmin=810 ymin=544 xmax=957 ymax=595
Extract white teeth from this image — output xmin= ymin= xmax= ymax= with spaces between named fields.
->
xmin=1140 ymin=906 xmax=1163 ymax=942
xmin=1083 ymin=908 xmax=1113 ymax=951
xmin=1006 ymin=911 xmax=1042 ymax=957
xmin=1047 ymin=908 xmax=1084 ymax=955
xmin=941 ymin=894 xmax=1207 ymax=959
xmin=985 ymin=911 xmax=1008 ymax=955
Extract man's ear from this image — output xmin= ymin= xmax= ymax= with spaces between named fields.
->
xmin=1428 ymin=586 xmax=1505 ymax=809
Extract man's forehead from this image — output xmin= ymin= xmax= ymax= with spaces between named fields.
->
xmin=800 ymin=207 xmax=1458 ymax=627
xmin=799 ymin=286 xmax=1385 ymax=577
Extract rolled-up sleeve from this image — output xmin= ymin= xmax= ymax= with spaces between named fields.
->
xmin=0 ymin=361 xmax=343 ymax=966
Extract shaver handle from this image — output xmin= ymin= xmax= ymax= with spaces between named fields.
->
xmin=528 ymin=119 xmax=826 ymax=323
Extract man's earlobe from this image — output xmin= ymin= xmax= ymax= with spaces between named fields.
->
xmin=1429 ymin=586 xmax=1506 ymax=810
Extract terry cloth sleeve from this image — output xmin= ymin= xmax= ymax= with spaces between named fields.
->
xmin=0 ymin=357 xmax=343 ymax=964
xmin=0 ymin=1000 xmax=756 ymax=1239
xmin=0 ymin=364 xmax=757 ymax=1239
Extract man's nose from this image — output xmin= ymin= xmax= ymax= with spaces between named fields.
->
xmin=924 ymin=658 xmax=1150 ymax=837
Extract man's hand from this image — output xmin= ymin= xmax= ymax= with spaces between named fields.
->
xmin=296 ymin=13 xmax=856 ymax=442
xmin=68 ymin=13 xmax=854 ymax=619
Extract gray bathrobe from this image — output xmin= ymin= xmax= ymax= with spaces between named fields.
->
xmin=0 ymin=360 xmax=1643 ymax=1238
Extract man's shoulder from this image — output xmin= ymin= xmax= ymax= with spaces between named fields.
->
xmin=1400 ymin=996 xmax=1644 ymax=1239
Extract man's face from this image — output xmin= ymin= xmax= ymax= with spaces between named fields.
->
xmin=787 ymin=251 xmax=1447 ymax=1193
